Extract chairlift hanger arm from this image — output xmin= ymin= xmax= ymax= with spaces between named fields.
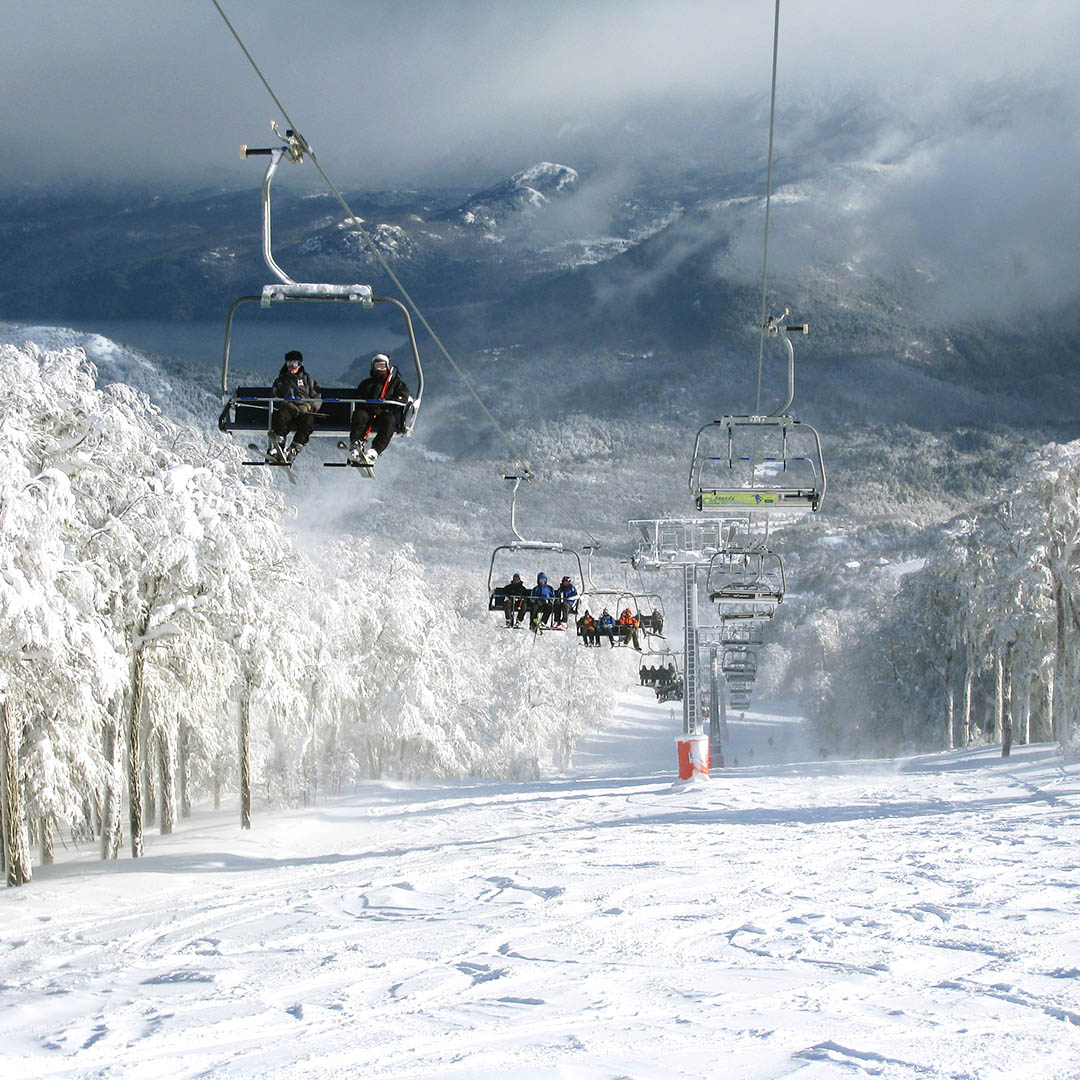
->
xmin=762 ymin=308 xmax=808 ymax=418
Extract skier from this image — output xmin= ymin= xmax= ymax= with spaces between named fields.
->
xmin=269 ymin=350 xmax=321 ymax=462
xmin=529 ymin=572 xmax=556 ymax=631
xmin=498 ymin=572 xmax=529 ymax=628
xmin=577 ymin=610 xmax=600 ymax=647
xmin=598 ymin=608 xmax=616 ymax=645
xmin=348 ymin=353 xmax=412 ymax=466
xmin=553 ymin=575 xmax=579 ymax=630
xmin=619 ymin=608 xmax=642 ymax=651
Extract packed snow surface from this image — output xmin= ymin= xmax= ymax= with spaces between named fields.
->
xmin=3 ymin=691 xmax=1080 ymax=1078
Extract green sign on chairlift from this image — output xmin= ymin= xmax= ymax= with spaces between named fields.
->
xmin=700 ymin=491 xmax=781 ymax=508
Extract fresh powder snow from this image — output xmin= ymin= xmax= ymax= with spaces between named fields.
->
xmin=3 ymin=689 xmax=1078 ymax=1079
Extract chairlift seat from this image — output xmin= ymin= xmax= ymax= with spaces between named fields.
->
xmin=690 ymin=416 xmax=825 ymax=515
xmin=218 ymin=387 xmax=408 ymax=437
xmin=697 ymin=488 xmax=819 ymax=513
xmin=709 ymin=586 xmax=783 ymax=603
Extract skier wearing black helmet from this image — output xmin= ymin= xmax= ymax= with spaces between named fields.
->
xmin=269 ymin=350 xmax=321 ymax=463
xmin=349 ymin=352 xmax=412 ymax=466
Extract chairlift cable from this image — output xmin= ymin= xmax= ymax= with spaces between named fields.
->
xmin=210 ymin=0 xmax=530 ymax=476
xmin=754 ymin=0 xmax=782 ymax=416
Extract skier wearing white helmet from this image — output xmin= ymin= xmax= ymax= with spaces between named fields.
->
xmin=348 ymin=352 xmax=411 ymax=466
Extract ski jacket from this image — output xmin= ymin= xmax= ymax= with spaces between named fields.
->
xmin=556 ymin=582 xmax=578 ymax=601
xmin=598 ymin=614 xmax=615 ymax=632
xmin=619 ymin=610 xmax=639 ymax=628
xmin=531 ymin=582 xmax=556 ymax=600
xmin=357 ymin=368 xmax=410 ymax=408
xmin=357 ymin=366 xmax=411 ymax=433
xmin=501 ymin=579 xmax=529 ymax=599
xmin=579 ymin=614 xmax=596 ymax=631
xmin=272 ymin=365 xmax=322 ymax=411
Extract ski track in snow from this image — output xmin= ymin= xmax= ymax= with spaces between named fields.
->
xmin=3 ymin=691 xmax=1080 ymax=1079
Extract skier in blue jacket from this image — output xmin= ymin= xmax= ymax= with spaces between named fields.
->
xmin=529 ymin=572 xmax=556 ymax=631
xmin=553 ymin=576 xmax=579 ymax=630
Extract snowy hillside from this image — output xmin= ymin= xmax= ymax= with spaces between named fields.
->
xmin=4 ymin=691 xmax=1079 ymax=1078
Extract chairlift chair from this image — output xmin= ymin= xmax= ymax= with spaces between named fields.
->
xmin=216 ymin=131 xmax=424 ymax=451
xmin=574 ymin=547 xmax=658 ymax=649
xmin=706 ymin=549 xmax=785 ymax=606
xmin=689 ymin=315 xmax=825 ymax=514
xmin=721 ymin=647 xmax=758 ymax=676
xmin=487 ymin=476 xmax=584 ymax=632
xmin=630 ymin=518 xmax=751 ymax=569
xmin=721 ymin=619 xmax=767 ymax=646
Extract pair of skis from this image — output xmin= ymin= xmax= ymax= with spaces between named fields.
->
xmin=243 ymin=442 xmax=375 ymax=479
xmin=323 ymin=440 xmax=375 ymax=478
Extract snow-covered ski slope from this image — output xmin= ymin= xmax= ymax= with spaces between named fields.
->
xmin=4 ymin=692 xmax=1080 ymax=1079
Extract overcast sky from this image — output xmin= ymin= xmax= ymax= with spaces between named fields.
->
xmin=3 ymin=0 xmax=1077 ymax=320
xmin=3 ymin=0 xmax=1076 ymax=191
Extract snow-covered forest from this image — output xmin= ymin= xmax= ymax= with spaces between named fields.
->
xmin=7 ymin=331 xmax=1080 ymax=895
xmin=762 ymin=441 xmax=1080 ymax=762
xmin=0 ymin=342 xmax=633 ymax=887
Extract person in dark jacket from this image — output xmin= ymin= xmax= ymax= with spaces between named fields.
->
xmin=349 ymin=353 xmax=411 ymax=466
xmin=498 ymin=572 xmax=529 ymax=628
xmin=270 ymin=350 xmax=321 ymax=462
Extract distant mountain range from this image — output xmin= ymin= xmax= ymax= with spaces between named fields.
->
xmin=2 ymin=153 xmax=1078 ymax=431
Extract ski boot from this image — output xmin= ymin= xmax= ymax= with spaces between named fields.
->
xmin=267 ymin=433 xmax=287 ymax=464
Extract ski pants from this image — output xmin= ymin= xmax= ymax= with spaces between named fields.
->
xmin=503 ymin=596 xmax=527 ymax=626
xmin=272 ymin=402 xmax=316 ymax=445
xmin=530 ymin=598 xmax=554 ymax=626
xmin=350 ymin=408 xmax=396 ymax=455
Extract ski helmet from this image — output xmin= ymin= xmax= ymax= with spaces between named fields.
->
xmin=285 ymin=350 xmax=303 ymax=367
xmin=370 ymin=352 xmax=391 ymax=375
xmin=537 ymin=572 xmax=547 ymax=582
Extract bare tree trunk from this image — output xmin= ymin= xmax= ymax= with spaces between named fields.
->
xmin=142 ymin=723 xmax=156 ymax=826
xmin=158 ymin=725 xmax=175 ymax=836
xmin=1019 ymin=667 xmax=1032 ymax=745
xmin=1002 ymin=643 xmax=1014 ymax=758
xmin=944 ymin=652 xmax=955 ymax=750
xmin=1 ymin=702 xmax=31 ymax=887
xmin=1053 ymin=581 xmax=1070 ymax=745
xmin=101 ymin=713 xmax=123 ymax=859
xmin=992 ymin=653 xmax=1003 ymax=744
xmin=179 ymin=723 xmax=191 ymax=819
xmin=961 ymin=660 xmax=974 ymax=748
xmin=1044 ymin=667 xmax=1055 ymax=745
xmin=239 ymin=681 xmax=252 ymax=830
xmin=40 ymin=814 xmax=54 ymax=865
xmin=128 ymin=650 xmax=146 ymax=859
xmin=304 ymin=676 xmax=318 ymax=808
